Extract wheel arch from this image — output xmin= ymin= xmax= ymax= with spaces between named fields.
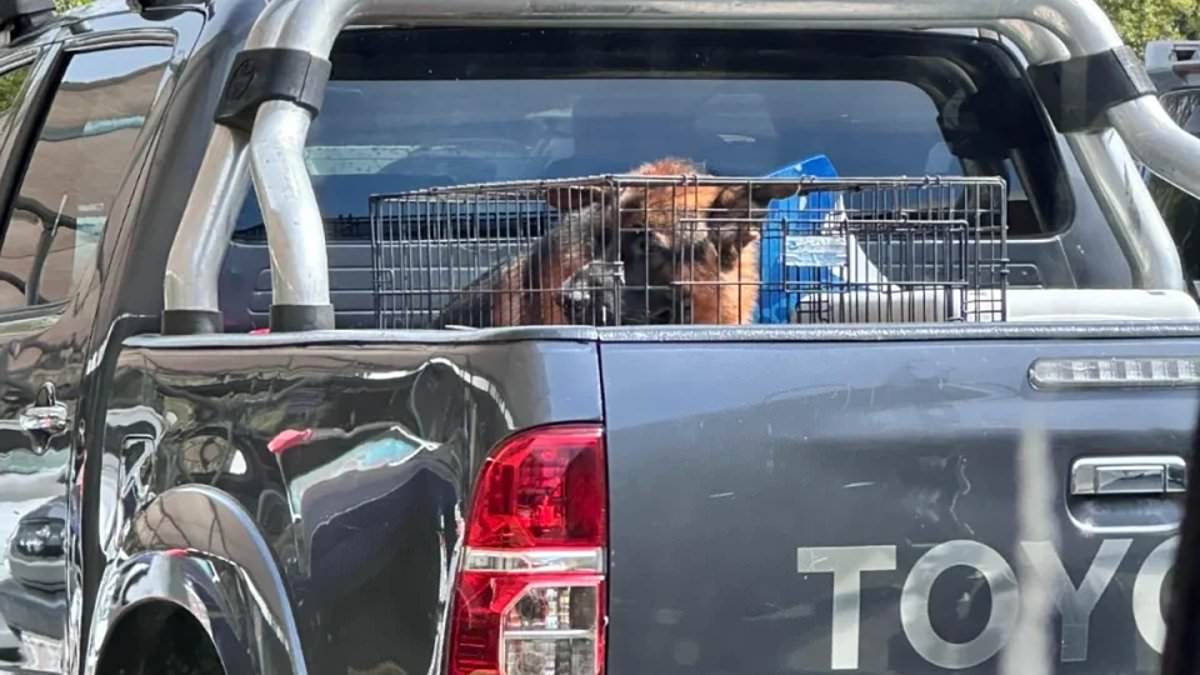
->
xmin=84 ymin=485 xmax=307 ymax=675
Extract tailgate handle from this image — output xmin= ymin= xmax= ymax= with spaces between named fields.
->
xmin=1070 ymin=455 xmax=1187 ymax=496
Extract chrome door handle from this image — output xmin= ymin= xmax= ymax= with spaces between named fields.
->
xmin=19 ymin=382 xmax=69 ymax=440
xmin=1071 ymin=455 xmax=1186 ymax=496
xmin=19 ymin=404 xmax=69 ymax=435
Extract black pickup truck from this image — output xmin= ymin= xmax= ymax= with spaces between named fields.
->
xmin=2 ymin=2 xmax=1200 ymax=675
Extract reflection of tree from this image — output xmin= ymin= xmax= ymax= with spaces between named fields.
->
xmin=0 ymin=66 xmax=29 ymax=117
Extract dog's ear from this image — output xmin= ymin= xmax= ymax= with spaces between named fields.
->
xmin=706 ymin=183 xmax=796 ymax=270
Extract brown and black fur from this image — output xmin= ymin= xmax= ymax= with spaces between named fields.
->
xmin=432 ymin=185 xmax=619 ymax=327
xmin=433 ymin=157 xmax=796 ymax=328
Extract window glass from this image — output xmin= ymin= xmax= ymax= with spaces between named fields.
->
xmin=217 ymin=28 xmax=1072 ymax=332
xmin=1163 ymin=89 xmax=1200 ymax=134
xmin=0 ymin=62 xmax=33 ymax=141
xmin=232 ymin=30 xmax=1057 ymax=243
xmin=1148 ymin=89 xmax=1200 ymax=281
xmin=0 ymin=46 xmax=170 ymax=311
xmin=235 ymin=78 xmax=1028 ymax=239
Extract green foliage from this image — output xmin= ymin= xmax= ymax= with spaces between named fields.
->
xmin=0 ymin=0 xmax=86 ymax=110
xmin=0 ymin=67 xmax=28 ymax=116
xmin=1098 ymin=0 xmax=1200 ymax=54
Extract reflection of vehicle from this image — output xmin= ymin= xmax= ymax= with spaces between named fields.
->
xmin=0 ymin=465 xmax=69 ymax=672
xmin=2 ymin=3 xmax=1200 ymax=675
xmin=5 ymin=495 xmax=65 ymax=592
xmin=0 ymin=496 xmax=67 ymax=646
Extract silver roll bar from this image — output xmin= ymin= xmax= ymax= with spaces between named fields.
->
xmin=248 ymin=101 xmax=331 ymax=307
xmin=164 ymin=0 xmax=1200 ymax=332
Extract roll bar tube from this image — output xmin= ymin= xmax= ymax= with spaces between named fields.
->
xmin=163 ymin=0 xmax=1200 ymax=334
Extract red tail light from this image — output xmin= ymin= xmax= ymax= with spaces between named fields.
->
xmin=449 ymin=424 xmax=608 ymax=675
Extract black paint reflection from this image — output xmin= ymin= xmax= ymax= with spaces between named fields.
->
xmin=100 ymin=336 xmax=601 ymax=675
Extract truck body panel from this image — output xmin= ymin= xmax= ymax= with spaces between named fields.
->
xmin=102 ymin=331 xmax=602 ymax=675
xmin=601 ymin=327 xmax=1199 ymax=675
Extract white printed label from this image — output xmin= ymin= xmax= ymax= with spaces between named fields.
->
xmin=784 ymin=235 xmax=848 ymax=268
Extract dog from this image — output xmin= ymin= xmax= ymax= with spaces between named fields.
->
xmin=432 ymin=157 xmax=797 ymax=327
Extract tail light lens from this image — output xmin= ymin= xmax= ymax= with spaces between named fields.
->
xmin=449 ymin=424 xmax=608 ymax=675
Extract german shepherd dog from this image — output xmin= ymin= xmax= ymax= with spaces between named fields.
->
xmin=432 ymin=158 xmax=797 ymax=328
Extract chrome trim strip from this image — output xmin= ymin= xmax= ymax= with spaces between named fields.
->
xmin=503 ymin=629 xmax=594 ymax=640
xmin=0 ymin=47 xmax=38 ymax=73
xmin=463 ymin=547 xmax=606 ymax=574
xmin=63 ymin=28 xmax=178 ymax=51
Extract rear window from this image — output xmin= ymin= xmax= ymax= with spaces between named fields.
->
xmin=232 ymin=28 xmax=1068 ymax=243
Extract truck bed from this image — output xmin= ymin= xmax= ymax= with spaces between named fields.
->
xmin=112 ymin=321 xmax=1200 ymax=675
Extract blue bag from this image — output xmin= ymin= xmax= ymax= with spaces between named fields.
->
xmin=753 ymin=155 xmax=844 ymax=324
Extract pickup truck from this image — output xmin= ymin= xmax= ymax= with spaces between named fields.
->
xmin=1 ymin=2 xmax=1200 ymax=675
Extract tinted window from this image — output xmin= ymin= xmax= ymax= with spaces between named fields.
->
xmin=1164 ymin=89 xmax=1200 ymax=134
xmin=0 ymin=45 xmax=169 ymax=311
xmin=1148 ymin=89 xmax=1200 ymax=281
xmin=319 ymin=79 xmax=963 ymax=177
xmin=232 ymin=29 xmax=1059 ymax=243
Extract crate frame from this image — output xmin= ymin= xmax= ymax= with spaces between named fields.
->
xmin=369 ymin=174 xmax=1010 ymax=329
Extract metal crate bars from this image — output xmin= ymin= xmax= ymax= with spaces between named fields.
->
xmin=369 ymin=174 xmax=1009 ymax=328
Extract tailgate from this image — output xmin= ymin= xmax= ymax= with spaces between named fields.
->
xmin=600 ymin=329 xmax=1198 ymax=675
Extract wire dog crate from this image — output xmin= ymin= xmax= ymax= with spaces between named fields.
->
xmin=369 ymin=174 xmax=1009 ymax=329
